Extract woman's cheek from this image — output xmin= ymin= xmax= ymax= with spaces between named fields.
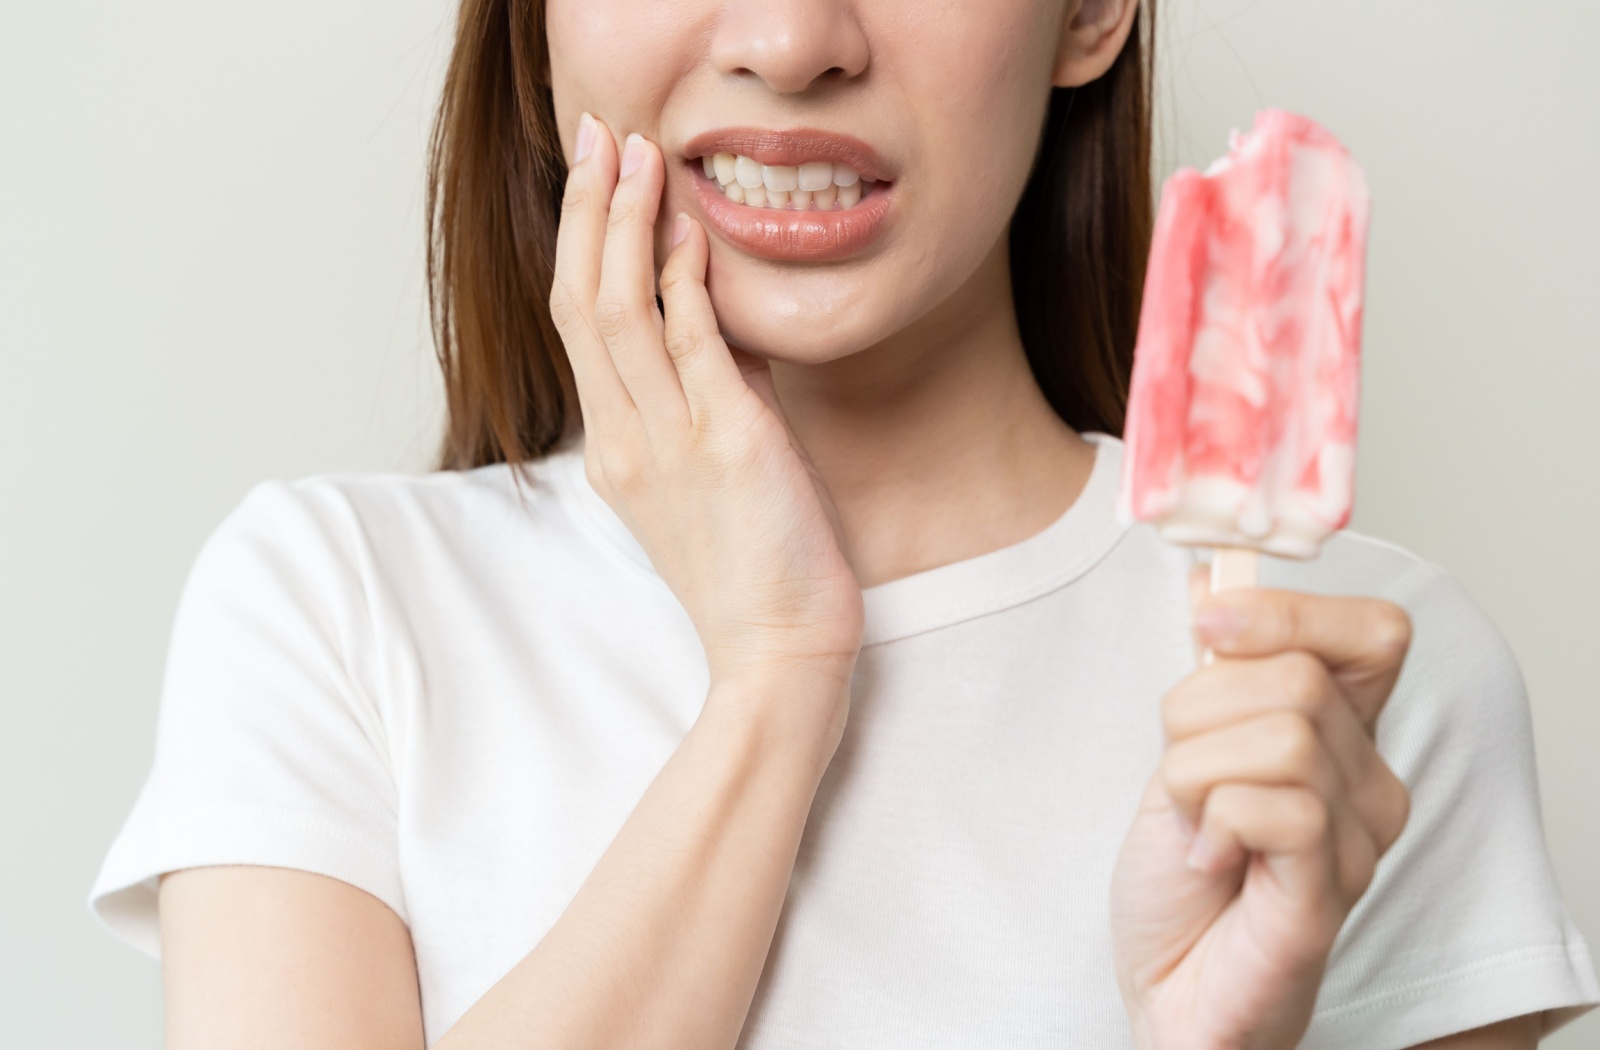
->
xmin=546 ymin=3 xmax=694 ymax=129
xmin=886 ymin=3 xmax=1061 ymax=209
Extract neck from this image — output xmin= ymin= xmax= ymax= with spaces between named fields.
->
xmin=770 ymin=233 xmax=1098 ymax=589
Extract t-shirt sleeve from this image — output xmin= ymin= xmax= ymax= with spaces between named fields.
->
xmin=88 ymin=479 xmax=405 ymax=958
xmin=1298 ymin=561 xmax=1599 ymax=1049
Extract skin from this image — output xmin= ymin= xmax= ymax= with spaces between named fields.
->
xmin=545 ymin=0 xmax=1103 ymax=585
xmin=158 ymin=0 xmax=1543 ymax=1047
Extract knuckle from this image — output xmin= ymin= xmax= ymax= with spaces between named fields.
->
xmin=547 ymin=281 xmax=582 ymax=329
xmin=1369 ymin=601 xmax=1414 ymax=662
xmin=1157 ymin=755 xmax=1185 ymax=798
xmin=1290 ymin=790 xmax=1332 ymax=844
xmin=662 ymin=321 xmax=701 ymax=363
xmin=1159 ymin=749 xmax=1200 ymax=806
xmin=1206 ymin=782 xmax=1247 ymax=824
xmin=582 ymin=451 xmax=610 ymax=499
xmin=1342 ymin=831 xmax=1379 ymax=898
xmin=560 ymin=181 xmax=592 ymax=214
xmin=605 ymin=198 xmax=641 ymax=234
xmin=592 ymin=298 xmax=633 ymax=343
xmin=1269 ymin=712 xmax=1321 ymax=776
xmin=1159 ymin=682 xmax=1192 ymax=738
xmin=593 ymin=442 xmax=642 ymax=494
xmin=658 ymin=265 xmax=692 ymax=299
xmin=1380 ymin=773 xmax=1412 ymax=849
xmin=1276 ymin=651 xmax=1328 ymax=709
xmin=1392 ymin=775 xmax=1412 ymax=829
xmin=1259 ymin=592 xmax=1300 ymax=647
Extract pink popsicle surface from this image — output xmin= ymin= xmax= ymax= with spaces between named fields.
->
xmin=1120 ymin=109 xmax=1371 ymax=559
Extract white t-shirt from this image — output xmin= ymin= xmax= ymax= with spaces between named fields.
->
xmin=91 ymin=433 xmax=1598 ymax=1048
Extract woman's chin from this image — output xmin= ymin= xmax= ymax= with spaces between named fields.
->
xmin=706 ymin=268 xmax=898 ymax=365
xmin=715 ymin=314 xmax=872 ymax=365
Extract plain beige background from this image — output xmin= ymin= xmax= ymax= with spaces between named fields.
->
xmin=2 ymin=0 xmax=1595 ymax=1045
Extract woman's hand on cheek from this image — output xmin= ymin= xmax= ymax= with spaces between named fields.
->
xmin=1109 ymin=576 xmax=1414 ymax=1050
xmin=549 ymin=115 xmax=865 ymax=713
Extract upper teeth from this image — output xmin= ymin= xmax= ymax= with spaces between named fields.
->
xmin=700 ymin=152 xmax=876 ymax=210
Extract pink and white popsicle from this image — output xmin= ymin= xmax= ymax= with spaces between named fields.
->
xmin=1120 ymin=109 xmax=1371 ymax=571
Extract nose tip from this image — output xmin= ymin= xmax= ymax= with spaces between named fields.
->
xmin=710 ymin=0 xmax=869 ymax=95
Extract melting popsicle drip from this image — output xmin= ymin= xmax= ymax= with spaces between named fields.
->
xmin=1119 ymin=109 xmax=1371 ymax=559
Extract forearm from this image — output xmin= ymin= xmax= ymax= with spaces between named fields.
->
xmin=436 ymin=674 xmax=847 ymax=1050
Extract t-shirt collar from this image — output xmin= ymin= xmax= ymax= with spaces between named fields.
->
xmin=549 ymin=432 xmax=1131 ymax=647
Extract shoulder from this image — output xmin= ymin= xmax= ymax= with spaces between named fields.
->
xmin=198 ymin=446 xmax=591 ymax=591
xmin=165 ymin=445 xmax=625 ymax=686
xmin=1267 ymin=550 xmax=1600 ymax=1043
xmin=1260 ymin=532 xmax=1523 ymax=727
xmin=1259 ymin=528 xmax=1442 ymax=602
xmin=225 ymin=451 xmax=571 ymax=548
xmin=1256 ymin=531 xmax=1530 ymax=793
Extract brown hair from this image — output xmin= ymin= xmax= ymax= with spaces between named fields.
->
xmin=427 ymin=1 xmax=1156 ymax=471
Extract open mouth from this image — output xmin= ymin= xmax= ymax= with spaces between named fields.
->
xmin=695 ymin=152 xmax=885 ymax=212
xmin=680 ymin=128 xmax=896 ymax=262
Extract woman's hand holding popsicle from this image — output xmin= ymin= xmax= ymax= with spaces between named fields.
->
xmin=1110 ymin=578 xmax=1414 ymax=1050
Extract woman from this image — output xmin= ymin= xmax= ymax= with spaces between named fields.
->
xmin=91 ymin=0 xmax=1597 ymax=1046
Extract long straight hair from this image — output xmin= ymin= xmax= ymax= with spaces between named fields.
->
xmin=427 ymin=2 xmax=1156 ymax=471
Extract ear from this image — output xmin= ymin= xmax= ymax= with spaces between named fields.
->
xmin=1052 ymin=0 xmax=1142 ymax=88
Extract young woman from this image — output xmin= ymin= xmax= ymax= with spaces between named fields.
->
xmin=91 ymin=0 xmax=1597 ymax=1047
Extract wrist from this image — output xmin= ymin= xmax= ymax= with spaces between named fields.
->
xmin=702 ymin=615 xmax=862 ymax=700
xmin=701 ymin=667 xmax=853 ymax=776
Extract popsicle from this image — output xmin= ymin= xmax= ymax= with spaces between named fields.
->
xmin=1119 ymin=109 xmax=1371 ymax=598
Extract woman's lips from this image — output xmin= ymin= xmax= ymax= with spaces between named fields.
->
xmin=689 ymin=169 xmax=893 ymax=263
xmin=680 ymin=126 xmax=896 ymax=263
xmin=682 ymin=127 xmax=893 ymax=182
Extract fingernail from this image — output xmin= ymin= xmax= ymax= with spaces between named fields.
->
xmin=1193 ymin=604 xmax=1241 ymax=645
xmin=620 ymin=133 xmax=646 ymax=179
xmin=574 ymin=112 xmax=596 ymax=165
xmin=1185 ymin=829 xmax=1217 ymax=872
xmin=670 ymin=212 xmax=690 ymax=248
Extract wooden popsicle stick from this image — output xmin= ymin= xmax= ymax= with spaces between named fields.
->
xmin=1202 ymin=546 xmax=1260 ymax=665
xmin=1209 ymin=546 xmax=1260 ymax=593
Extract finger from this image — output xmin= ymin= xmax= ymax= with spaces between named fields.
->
xmin=1331 ymin=800 xmax=1383 ymax=906
xmin=1192 ymin=588 xmax=1413 ymax=727
xmin=1195 ymin=786 xmax=1388 ymax=925
xmin=594 ymin=132 xmax=689 ymax=427
xmin=1355 ymin=760 xmax=1410 ymax=856
xmin=548 ymin=113 xmax=634 ymax=428
xmin=1162 ymin=652 xmax=1413 ymax=856
xmin=1162 ymin=710 xmax=1345 ymax=831
xmin=1163 ymin=650 xmax=1364 ymax=778
xmin=658 ymin=214 xmax=746 ymax=426
xmin=1165 ymin=651 xmax=1339 ymax=740
xmin=1188 ymin=784 xmax=1342 ymax=934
